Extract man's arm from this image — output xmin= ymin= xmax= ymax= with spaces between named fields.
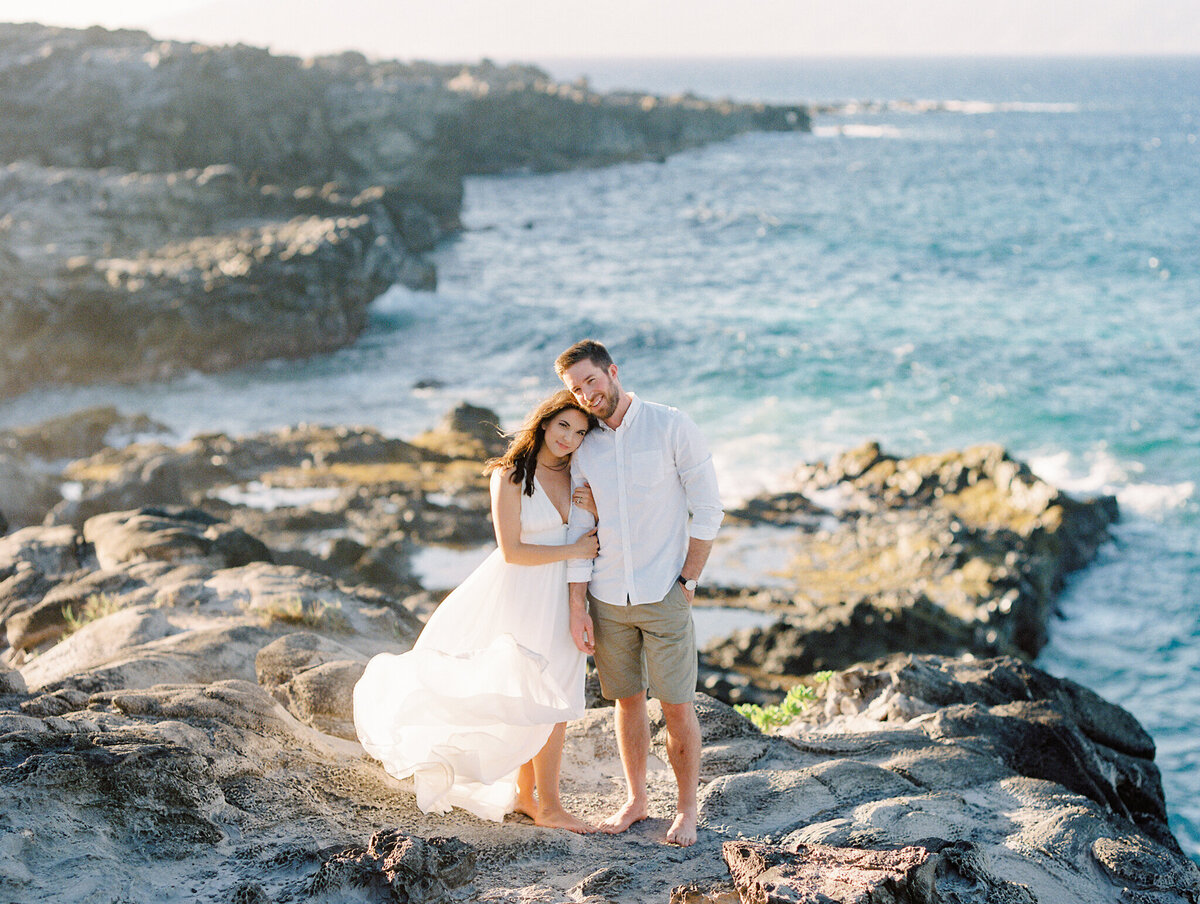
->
xmin=673 ymin=412 xmax=723 ymax=604
xmin=568 ymin=581 xmax=594 ymax=654
xmin=677 ymin=537 xmax=713 ymax=604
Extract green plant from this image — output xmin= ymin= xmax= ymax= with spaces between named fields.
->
xmin=734 ymin=671 xmax=834 ymax=732
xmin=251 ymin=596 xmax=352 ymax=633
xmin=61 ymin=592 xmax=123 ymax=635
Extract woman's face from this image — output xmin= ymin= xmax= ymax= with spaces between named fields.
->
xmin=542 ymin=407 xmax=590 ymax=458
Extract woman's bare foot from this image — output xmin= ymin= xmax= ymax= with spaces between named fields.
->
xmin=513 ymin=790 xmax=538 ymax=821
xmin=533 ymin=805 xmax=596 ymax=834
xmin=665 ymin=809 xmax=697 ymax=846
xmin=599 ymin=798 xmax=649 ymax=834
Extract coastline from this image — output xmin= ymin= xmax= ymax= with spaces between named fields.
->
xmin=4 ymin=405 xmax=1197 ymax=901
xmin=2 ymin=37 xmax=1199 ymax=897
xmin=0 ymin=22 xmax=808 ymax=399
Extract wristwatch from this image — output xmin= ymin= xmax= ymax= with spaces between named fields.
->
xmin=677 ymin=575 xmax=698 ymax=592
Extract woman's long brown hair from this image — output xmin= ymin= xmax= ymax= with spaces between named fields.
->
xmin=484 ymin=390 xmax=598 ymax=496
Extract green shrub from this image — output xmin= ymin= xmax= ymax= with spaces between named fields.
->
xmin=734 ymin=671 xmax=833 ymax=732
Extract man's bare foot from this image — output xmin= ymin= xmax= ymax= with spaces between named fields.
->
xmin=665 ymin=810 xmax=697 ymax=847
xmin=533 ymin=805 xmax=596 ymax=834
xmin=599 ymin=798 xmax=649 ymax=834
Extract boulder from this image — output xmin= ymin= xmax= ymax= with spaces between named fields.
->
xmin=309 ymin=830 xmax=476 ymax=903
xmin=4 ymin=568 xmax=148 ymax=653
xmin=17 ymin=607 xmax=176 ymax=691
xmin=255 ymin=632 xmax=366 ymax=690
xmin=0 ymin=453 xmax=61 ymax=529
xmin=0 ymin=525 xmax=81 ymax=577
xmin=82 ymin=507 xmax=270 ymax=572
xmin=0 ymin=406 xmax=167 ymax=462
xmin=0 ymin=563 xmax=55 ymax=627
xmin=26 ymin=624 xmax=276 ymax=695
xmin=272 ymin=659 xmax=368 ymax=739
xmin=0 ymin=665 xmax=26 ymax=695
xmin=722 ymin=838 xmax=1035 ymax=904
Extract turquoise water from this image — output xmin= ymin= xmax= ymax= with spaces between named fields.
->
xmin=1 ymin=56 xmax=1197 ymax=858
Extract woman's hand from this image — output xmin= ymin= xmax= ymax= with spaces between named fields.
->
xmin=571 ymin=528 xmax=599 ymax=559
xmin=572 ymin=482 xmax=597 ymax=518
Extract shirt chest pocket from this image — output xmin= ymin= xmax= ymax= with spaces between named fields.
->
xmin=631 ymin=450 xmax=668 ymax=487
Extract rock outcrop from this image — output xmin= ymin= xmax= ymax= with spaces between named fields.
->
xmin=0 ymin=23 xmax=810 ymax=397
xmin=6 ymin=405 xmax=1119 ymax=709
xmin=2 ymin=641 xmax=1196 ymax=902
xmin=0 ymin=411 xmax=1193 ymax=902
xmin=39 ymin=417 xmax=497 ymax=597
xmin=704 ymin=442 xmax=1117 ymax=694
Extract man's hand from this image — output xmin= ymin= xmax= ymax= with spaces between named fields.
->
xmin=570 ymin=605 xmax=595 ymax=655
xmin=680 ymin=583 xmax=695 ymax=605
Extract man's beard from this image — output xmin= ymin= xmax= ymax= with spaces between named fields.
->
xmin=587 ymin=384 xmax=619 ymax=420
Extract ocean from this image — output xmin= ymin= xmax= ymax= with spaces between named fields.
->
xmin=1 ymin=55 xmax=1197 ymax=860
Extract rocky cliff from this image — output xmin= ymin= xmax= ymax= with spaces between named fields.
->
xmin=3 ymin=406 xmax=1196 ymax=902
xmin=0 ymin=23 xmax=810 ymax=398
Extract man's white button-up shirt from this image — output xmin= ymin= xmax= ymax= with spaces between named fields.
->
xmin=567 ymin=394 xmax=723 ymax=605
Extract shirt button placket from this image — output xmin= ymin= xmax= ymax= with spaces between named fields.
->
xmin=614 ymin=426 xmax=634 ymax=604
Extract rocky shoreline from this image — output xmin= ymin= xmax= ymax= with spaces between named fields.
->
xmin=3 ymin=403 xmax=1198 ymax=902
xmin=0 ymin=22 xmax=809 ymax=398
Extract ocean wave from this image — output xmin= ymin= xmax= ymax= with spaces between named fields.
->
xmin=832 ymin=99 xmax=1081 ymax=116
xmin=1029 ymin=448 xmax=1195 ymax=518
xmin=932 ymin=100 xmax=1081 ymax=115
xmin=370 ymin=283 xmax=436 ymax=315
xmin=813 ymin=124 xmax=904 ymax=139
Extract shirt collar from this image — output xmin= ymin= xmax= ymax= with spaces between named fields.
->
xmin=600 ymin=392 xmax=641 ymax=432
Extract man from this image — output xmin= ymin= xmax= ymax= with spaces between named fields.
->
xmin=555 ymin=339 xmax=723 ymax=847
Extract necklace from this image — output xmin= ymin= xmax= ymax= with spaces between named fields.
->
xmin=537 ymin=456 xmax=570 ymax=471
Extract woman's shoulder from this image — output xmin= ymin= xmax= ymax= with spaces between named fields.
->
xmin=490 ymin=466 xmax=517 ymax=488
xmin=490 ymin=466 xmax=526 ymax=494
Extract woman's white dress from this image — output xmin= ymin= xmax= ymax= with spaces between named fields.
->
xmin=353 ymin=476 xmax=588 ymax=822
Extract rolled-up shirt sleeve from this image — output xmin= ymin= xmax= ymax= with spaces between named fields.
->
xmin=674 ymin=413 xmax=724 ymax=541
xmin=565 ymin=463 xmax=596 ymax=584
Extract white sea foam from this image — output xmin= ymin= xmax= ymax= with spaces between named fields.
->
xmin=370 ymin=283 xmax=438 ymax=315
xmin=209 ymin=482 xmax=342 ymax=511
xmin=1029 ymin=448 xmax=1194 ymax=518
xmin=884 ymin=99 xmax=1081 ymax=115
xmin=804 ymin=484 xmax=856 ymax=515
xmin=706 ymin=524 xmax=800 ymax=589
xmin=813 ymin=124 xmax=903 ymax=139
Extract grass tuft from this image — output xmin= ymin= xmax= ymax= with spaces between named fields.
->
xmin=62 ymin=592 xmax=124 ymax=635
xmin=249 ymin=596 xmax=352 ymax=633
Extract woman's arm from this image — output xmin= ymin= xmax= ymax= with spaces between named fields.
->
xmin=491 ymin=469 xmax=598 ymax=566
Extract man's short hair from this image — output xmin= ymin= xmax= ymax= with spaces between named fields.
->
xmin=555 ymin=339 xmax=614 ymax=378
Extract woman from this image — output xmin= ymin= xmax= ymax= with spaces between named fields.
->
xmin=353 ymin=390 xmax=600 ymax=832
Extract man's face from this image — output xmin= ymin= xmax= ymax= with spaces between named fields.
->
xmin=562 ymin=360 xmax=619 ymax=421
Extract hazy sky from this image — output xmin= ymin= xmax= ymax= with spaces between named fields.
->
xmin=2 ymin=0 xmax=1197 ymax=60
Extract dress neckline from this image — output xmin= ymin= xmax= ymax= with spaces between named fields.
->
xmin=533 ymin=475 xmax=571 ymax=525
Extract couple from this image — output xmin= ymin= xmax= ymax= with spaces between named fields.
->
xmin=353 ymin=340 xmax=723 ymax=845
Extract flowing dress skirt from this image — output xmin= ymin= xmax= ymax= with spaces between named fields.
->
xmin=353 ymin=482 xmax=586 ymax=821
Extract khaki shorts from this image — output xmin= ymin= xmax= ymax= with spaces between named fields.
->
xmin=589 ymin=582 xmax=697 ymax=704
